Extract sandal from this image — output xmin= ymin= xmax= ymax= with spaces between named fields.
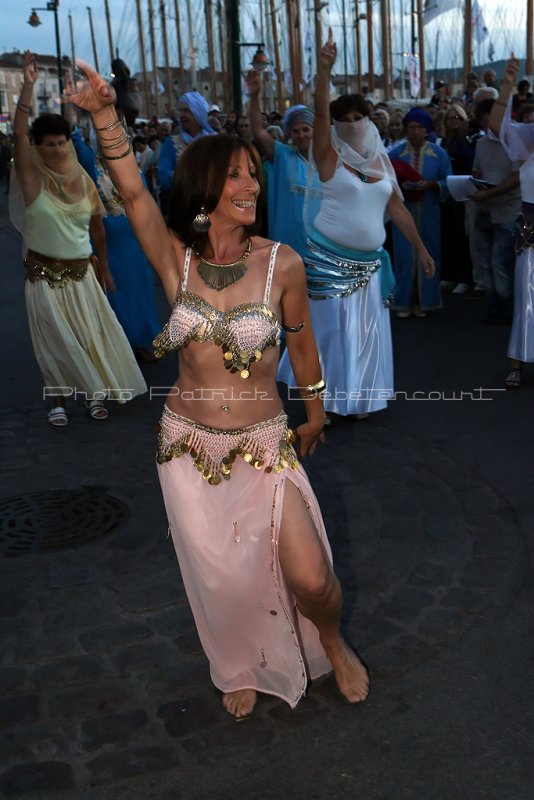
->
xmin=504 ymin=368 xmax=522 ymax=388
xmin=86 ymin=399 xmax=109 ymax=419
xmin=48 ymin=407 xmax=68 ymax=427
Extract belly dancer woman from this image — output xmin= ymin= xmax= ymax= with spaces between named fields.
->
xmin=10 ymin=51 xmax=146 ymax=425
xmin=67 ymin=59 xmax=369 ymax=718
xmin=278 ymin=30 xmax=435 ymax=418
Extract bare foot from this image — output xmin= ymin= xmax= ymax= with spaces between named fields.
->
xmin=222 ymin=688 xmax=257 ymax=719
xmin=325 ymin=639 xmax=369 ymax=703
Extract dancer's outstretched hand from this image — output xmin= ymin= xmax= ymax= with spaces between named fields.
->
xmin=319 ymin=27 xmax=337 ymax=70
xmin=23 ymin=51 xmax=39 ymax=86
xmin=63 ymin=58 xmax=116 ymax=113
xmin=503 ymin=53 xmax=520 ymax=85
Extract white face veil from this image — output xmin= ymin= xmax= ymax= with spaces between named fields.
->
xmin=303 ymin=115 xmax=402 ymax=243
xmin=331 ymin=117 xmax=402 ymax=197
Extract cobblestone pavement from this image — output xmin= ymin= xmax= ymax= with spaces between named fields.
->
xmin=1 ymin=194 xmax=533 ymax=799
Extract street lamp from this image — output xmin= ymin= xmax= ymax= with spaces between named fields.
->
xmin=233 ymin=42 xmax=270 ymax=113
xmin=27 ymin=2 xmax=64 ymax=114
xmin=228 ymin=0 xmax=272 ymax=113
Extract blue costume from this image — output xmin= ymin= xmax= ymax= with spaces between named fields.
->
xmin=389 ymin=138 xmax=452 ymax=311
xmin=264 ymin=140 xmax=308 ymax=259
xmin=71 ymin=129 xmax=160 ymax=349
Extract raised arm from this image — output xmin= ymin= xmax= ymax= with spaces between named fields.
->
xmin=245 ymin=71 xmax=275 ymax=162
xmin=66 ymin=59 xmax=179 ymax=302
xmin=314 ymin=28 xmax=338 ymax=181
xmin=488 ymin=56 xmax=519 ymax=136
xmin=12 ymin=51 xmax=41 ymax=204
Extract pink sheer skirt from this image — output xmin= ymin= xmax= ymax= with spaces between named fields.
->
xmin=157 ymin=406 xmax=333 ymax=708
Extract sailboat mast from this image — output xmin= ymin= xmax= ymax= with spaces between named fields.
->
xmin=270 ymin=0 xmax=285 ymax=109
xmin=380 ymin=0 xmax=391 ymax=98
xmin=285 ymin=0 xmax=299 ymax=103
xmin=294 ymin=0 xmax=304 ymax=101
xmin=135 ymin=0 xmax=150 ymax=118
xmin=417 ymin=0 xmax=426 ymax=98
xmin=186 ymin=0 xmax=197 ymax=90
xmin=205 ymin=0 xmax=218 ymax=103
xmin=463 ymin=0 xmax=472 ymax=87
xmin=527 ymin=0 xmax=533 ymax=80
xmin=367 ymin=0 xmax=375 ymax=93
xmin=159 ymin=1 xmax=174 ymax=113
xmin=355 ymin=3 xmax=362 ymax=94
xmin=87 ymin=6 xmax=100 ymax=73
xmin=104 ymin=0 xmax=115 ymax=67
xmin=68 ymin=12 xmax=76 ymax=78
xmin=173 ymin=0 xmax=186 ymax=95
xmin=147 ymin=0 xmax=160 ymax=117
xmin=216 ymin=0 xmax=229 ymax=110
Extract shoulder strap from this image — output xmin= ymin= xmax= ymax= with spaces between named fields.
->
xmin=263 ymin=242 xmax=281 ymax=304
xmin=181 ymin=247 xmax=193 ymax=291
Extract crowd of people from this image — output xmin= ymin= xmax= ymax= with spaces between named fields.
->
xmin=7 ymin=37 xmax=534 ymax=719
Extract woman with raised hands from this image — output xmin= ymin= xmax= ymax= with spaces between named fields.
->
xmin=66 ymin=58 xmax=370 ymax=718
xmin=9 ymin=51 xmax=146 ymax=426
xmin=278 ymin=30 xmax=435 ymax=419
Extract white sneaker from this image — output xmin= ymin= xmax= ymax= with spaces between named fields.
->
xmin=452 ymin=282 xmax=470 ymax=294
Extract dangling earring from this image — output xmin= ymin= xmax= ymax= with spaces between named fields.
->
xmin=192 ymin=206 xmax=211 ymax=233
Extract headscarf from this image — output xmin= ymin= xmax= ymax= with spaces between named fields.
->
xmin=402 ymin=108 xmax=434 ymax=133
xmin=9 ymin=138 xmax=104 ymax=255
xmin=179 ymin=92 xmax=215 ymax=142
xmin=282 ymin=104 xmax=315 ymax=135
xmin=371 ymin=108 xmax=390 ymax=125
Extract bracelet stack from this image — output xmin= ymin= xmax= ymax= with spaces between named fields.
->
xmin=299 ymin=378 xmax=326 ymax=399
xmin=16 ymin=101 xmax=32 ymax=114
xmin=96 ymin=115 xmax=132 ymax=160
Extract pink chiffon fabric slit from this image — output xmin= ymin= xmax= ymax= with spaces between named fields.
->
xmin=157 ymin=442 xmax=333 ymax=708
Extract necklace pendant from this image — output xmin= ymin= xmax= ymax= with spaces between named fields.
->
xmin=196 ymin=239 xmax=252 ymax=292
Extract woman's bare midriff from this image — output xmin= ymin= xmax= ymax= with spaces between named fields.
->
xmin=164 ymin=341 xmax=285 ymax=428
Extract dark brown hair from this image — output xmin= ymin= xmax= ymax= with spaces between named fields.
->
xmin=167 ymin=135 xmax=262 ymax=251
xmin=329 ymin=94 xmax=369 ymax=122
xmin=31 ymin=114 xmax=71 ymax=144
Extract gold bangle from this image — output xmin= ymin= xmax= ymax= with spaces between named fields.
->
xmin=300 ymin=378 xmax=326 ymax=398
xmin=100 ymin=135 xmax=129 ymax=150
xmin=95 ymin=117 xmax=122 ymax=131
xmin=102 ymin=140 xmax=132 ymax=160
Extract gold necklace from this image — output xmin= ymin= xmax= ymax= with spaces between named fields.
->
xmin=196 ymin=239 xmax=252 ymax=292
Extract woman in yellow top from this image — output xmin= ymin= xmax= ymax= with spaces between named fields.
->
xmin=10 ymin=52 xmax=146 ymax=425
xmin=66 ymin=57 xmax=370 ymax=719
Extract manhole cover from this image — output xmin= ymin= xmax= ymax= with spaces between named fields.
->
xmin=0 ymin=488 xmax=128 ymax=557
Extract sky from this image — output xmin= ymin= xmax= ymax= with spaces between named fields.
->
xmin=0 ymin=0 xmax=528 ymax=79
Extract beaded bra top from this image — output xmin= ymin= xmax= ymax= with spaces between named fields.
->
xmin=153 ymin=242 xmax=281 ymax=378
